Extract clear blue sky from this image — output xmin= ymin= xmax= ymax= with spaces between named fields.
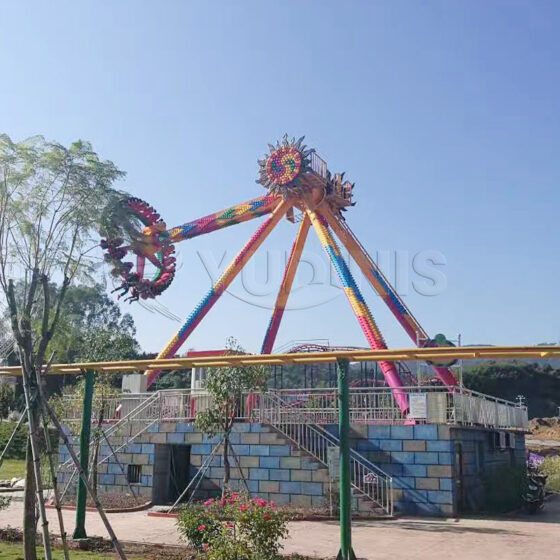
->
xmin=1 ymin=1 xmax=558 ymax=353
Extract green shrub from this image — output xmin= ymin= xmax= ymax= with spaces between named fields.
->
xmin=0 ymin=422 xmax=28 ymax=460
xmin=483 ymin=465 xmax=528 ymax=513
xmin=177 ymin=492 xmax=289 ymax=560
xmin=0 ymin=422 xmax=58 ymax=463
xmin=540 ymin=456 xmax=560 ymax=492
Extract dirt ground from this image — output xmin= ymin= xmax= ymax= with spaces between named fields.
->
xmin=529 ymin=417 xmax=560 ymax=442
xmin=1 ymin=496 xmax=559 ymax=560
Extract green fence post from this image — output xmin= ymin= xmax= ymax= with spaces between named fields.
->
xmin=73 ymin=370 xmax=94 ymax=539
xmin=337 ymin=358 xmax=356 ymax=560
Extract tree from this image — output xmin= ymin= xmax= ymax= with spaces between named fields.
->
xmin=46 ymin=283 xmax=139 ymax=395
xmin=47 ymin=283 xmax=139 ymax=364
xmin=463 ymin=362 xmax=560 ymax=418
xmin=3 ymin=282 xmax=140 ymax=398
xmin=0 ymin=383 xmax=16 ymax=420
xmin=194 ymin=338 xmax=268 ymax=491
xmin=0 ymin=133 xmax=131 ymax=559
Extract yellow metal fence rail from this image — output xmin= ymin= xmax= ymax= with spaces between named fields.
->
xmin=0 ymin=345 xmax=558 ymax=376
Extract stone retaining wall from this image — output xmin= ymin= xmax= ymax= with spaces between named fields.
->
xmin=58 ymin=420 xmax=526 ymax=517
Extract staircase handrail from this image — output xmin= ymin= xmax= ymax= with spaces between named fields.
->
xmin=59 ymin=391 xmax=161 ymax=469
xmin=261 ymin=391 xmax=393 ymax=515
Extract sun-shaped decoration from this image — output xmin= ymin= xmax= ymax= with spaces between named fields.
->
xmin=257 ymin=134 xmax=314 ymax=195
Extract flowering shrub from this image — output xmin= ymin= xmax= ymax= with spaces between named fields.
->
xmin=177 ymin=492 xmax=289 ymax=560
xmin=176 ymin=503 xmax=221 ymax=551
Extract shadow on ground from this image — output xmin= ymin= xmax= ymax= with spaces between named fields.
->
xmin=354 ymin=521 xmax=522 ymax=535
xmin=316 ymin=519 xmax=521 ymax=535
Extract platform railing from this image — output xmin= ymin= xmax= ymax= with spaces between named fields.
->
xmin=60 ymin=386 xmax=528 ymax=431
xmin=310 ymin=152 xmax=328 ymax=179
xmin=265 ymin=387 xmax=528 ymax=430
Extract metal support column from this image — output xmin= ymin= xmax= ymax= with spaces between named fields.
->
xmin=337 ymin=358 xmax=357 ymax=560
xmin=73 ymin=370 xmax=94 ymax=539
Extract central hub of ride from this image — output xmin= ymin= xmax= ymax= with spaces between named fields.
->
xmin=257 ymin=134 xmax=355 ymax=210
xmin=257 ymin=135 xmax=313 ymax=195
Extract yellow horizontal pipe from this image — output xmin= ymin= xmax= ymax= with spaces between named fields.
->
xmin=0 ymin=345 xmax=558 ymax=376
xmin=291 ymin=356 xmax=340 ymax=363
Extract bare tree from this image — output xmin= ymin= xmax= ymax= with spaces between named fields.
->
xmin=0 ymin=133 xmax=131 ymax=559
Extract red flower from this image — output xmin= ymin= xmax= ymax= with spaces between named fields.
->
xmin=239 ymin=504 xmax=250 ymax=512
xmin=197 ymin=524 xmax=206 ymax=532
xmin=204 ymin=498 xmax=215 ymax=506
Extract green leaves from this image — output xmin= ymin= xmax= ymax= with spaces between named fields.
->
xmin=0 ymin=384 xmax=16 ymax=419
xmin=194 ymin=337 xmax=269 ymax=436
xmin=0 ymin=133 xmax=127 ymax=281
xmin=0 ymin=132 xmax=137 ymax=376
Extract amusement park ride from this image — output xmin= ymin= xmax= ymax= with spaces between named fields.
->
xmin=101 ymin=135 xmax=459 ymax=413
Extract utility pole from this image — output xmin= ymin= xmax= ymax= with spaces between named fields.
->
xmin=73 ymin=370 xmax=94 ymax=539
xmin=336 ymin=358 xmax=357 ymax=560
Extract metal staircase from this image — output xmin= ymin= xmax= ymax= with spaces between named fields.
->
xmin=59 ymin=388 xmax=393 ymax=515
xmin=60 ymin=391 xmax=161 ymax=471
xmin=260 ymin=392 xmax=394 ymax=515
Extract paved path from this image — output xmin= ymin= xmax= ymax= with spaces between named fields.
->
xmin=0 ymin=496 xmax=559 ymax=559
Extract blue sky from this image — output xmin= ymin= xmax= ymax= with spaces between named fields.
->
xmin=1 ymin=1 xmax=558 ymax=353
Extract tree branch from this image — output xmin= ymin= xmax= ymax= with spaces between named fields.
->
xmin=6 ymin=280 xmax=23 ymax=345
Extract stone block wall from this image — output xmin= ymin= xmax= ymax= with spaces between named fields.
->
xmin=58 ymin=420 xmax=525 ymax=517
xmin=58 ymin=422 xmax=332 ymax=508
xmin=184 ymin=423 xmax=331 ymax=507
xmin=450 ymin=426 xmax=526 ymax=512
xmin=327 ymin=423 xmax=455 ymax=516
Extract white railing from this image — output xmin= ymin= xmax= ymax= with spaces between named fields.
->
xmin=451 ymin=388 xmax=529 ymax=430
xmin=60 ymin=391 xmax=162 ymax=470
xmin=310 ymin=152 xmax=328 ymax=179
xmin=261 ymin=392 xmax=393 ymax=515
xmin=61 ymin=386 xmax=528 ymax=431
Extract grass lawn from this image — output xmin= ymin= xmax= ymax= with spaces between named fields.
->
xmin=0 ymin=543 xmax=148 ymax=560
xmin=0 ymin=460 xmax=26 ymax=480
xmin=0 ymin=541 xmax=316 ymax=560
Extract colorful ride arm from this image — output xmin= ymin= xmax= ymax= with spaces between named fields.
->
xmin=261 ymin=216 xmax=311 ymax=354
xmin=145 ymin=198 xmax=293 ymax=387
xmin=321 ymin=206 xmax=458 ymax=387
xmin=165 ymin=195 xmax=279 ymax=244
xmin=102 ymin=194 xmax=281 ymax=303
xmin=305 ymin=205 xmax=409 ymax=413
